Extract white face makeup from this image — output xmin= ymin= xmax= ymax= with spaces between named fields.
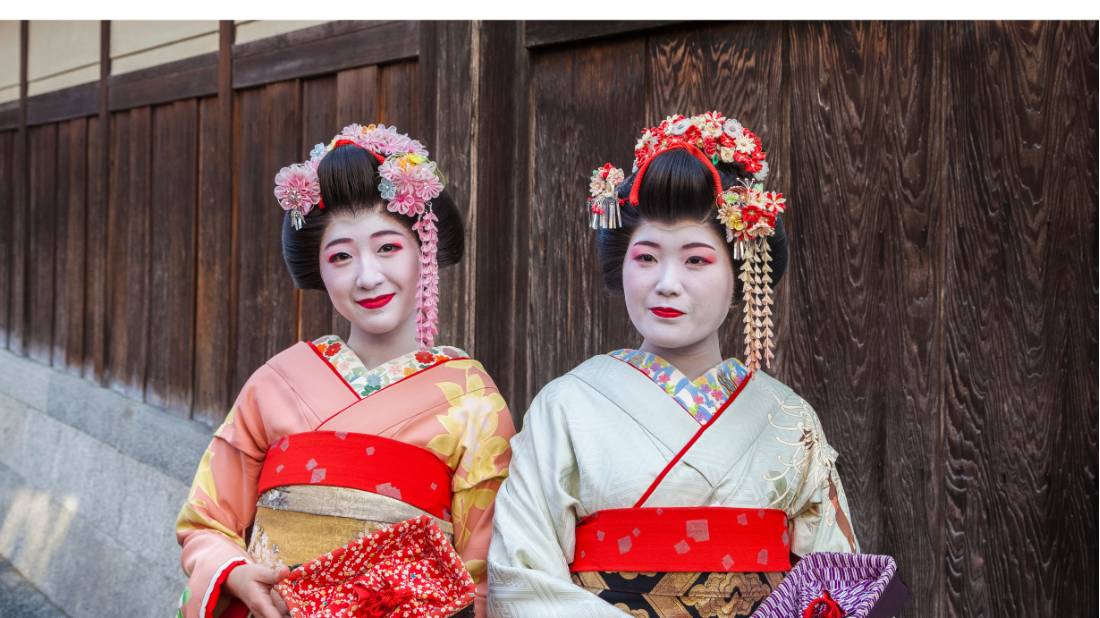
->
xmin=621 ymin=219 xmax=736 ymax=354
xmin=319 ymin=210 xmax=421 ymax=342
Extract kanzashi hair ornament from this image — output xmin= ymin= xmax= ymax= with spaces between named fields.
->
xmin=714 ymin=181 xmax=787 ymax=369
xmin=588 ymin=163 xmax=626 ymax=229
xmin=274 ymin=123 xmax=446 ymax=350
xmin=585 ymin=112 xmax=788 ymax=371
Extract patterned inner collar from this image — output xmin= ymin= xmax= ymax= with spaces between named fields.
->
xmin=312 ymin=335 xmax=468 ymax=398
xmin=608 ymin=348 xmax=750 ymax=424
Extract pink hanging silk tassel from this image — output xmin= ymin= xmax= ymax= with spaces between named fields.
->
xmin=412 ymin=208 xmax=440 ymax=350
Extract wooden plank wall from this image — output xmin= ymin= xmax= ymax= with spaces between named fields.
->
xmin=0 ymin=20 xmax=1095 ymax=617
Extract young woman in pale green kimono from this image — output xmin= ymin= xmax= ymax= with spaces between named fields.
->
xmin=488 ymin=113 xmax=859 ymax=617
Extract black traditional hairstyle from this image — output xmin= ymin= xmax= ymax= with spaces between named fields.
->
xmin=281 ymin=145 xmax=464 ymax=290
xmin=595 ymin=149 xmax=787 ymax=294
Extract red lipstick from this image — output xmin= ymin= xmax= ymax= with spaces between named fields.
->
xmin=650 ymin=307 xmax=685 ymax=319
xmin=358 ymin=293 xmax=394 ymax=310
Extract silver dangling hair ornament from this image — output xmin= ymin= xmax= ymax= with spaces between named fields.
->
xmin=587 ymin=163 xmax=627 ymax=230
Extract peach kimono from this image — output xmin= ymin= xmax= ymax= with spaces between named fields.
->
xmin=175 ymin=336 xmax=515 ymax=617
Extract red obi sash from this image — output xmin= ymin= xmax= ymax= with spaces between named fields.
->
xmin=571 ymin=505 xmax=790 ymax=572
xmin=257 ymin=431 xmax=454 ymax=520
xmin=570 ymin=371 xmax=792 ymax=574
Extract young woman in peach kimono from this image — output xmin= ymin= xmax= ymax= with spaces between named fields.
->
xmin=175 ymin=124 xmax=514 ymax=618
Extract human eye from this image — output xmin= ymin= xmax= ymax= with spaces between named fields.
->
xmin=686 ymin=255 xmax=715 ymax=266
xmin=378 ymin=242 xmax=404 ymax=254
xmin=327 ymin=251 xmax=352 ymax=264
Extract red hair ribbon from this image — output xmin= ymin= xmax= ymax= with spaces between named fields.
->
xmin=331 ymin=138 xmax=386 ymax=164
xmin=628 ymin=143 xmax=725 ymax=206
xmin=803 ymin=590 xmax=844 ymax=618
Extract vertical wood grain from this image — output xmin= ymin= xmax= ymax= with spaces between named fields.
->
xmin=298 ymin=75 xmax=339 ymax=343
xmin=941 ymin=21 xmax=1098 ymax=617
xmin=232 ymin=82 xmax=301 ymax=397
xmin=379 ymin=62 xmax=419 ymax=134
xmin=191 ymin=22 xmax=235 ymax=424
xmin=525 ymin=37 xmax=647 ymax=405
xmin=84 ymin=115 xmax=107 ymax=383
xmin=106 ymin=108 xmax=152 ymax=400
xmin=145 ymin=99 xmax=198 ymax=415
xmin=27 ymin=123 xmax=57 ymax=364
xmin=336 ymin=65 xmax=379 ymax=128
xmin=428 ymin=21 xmax=475 ymax=355
xmin=53 ymin=117 xmax=88 ymax=373
xmin=192 ymin=96 xmax=234 ymax=424
xmin=781 ymin=22 xmax=946 ymax=617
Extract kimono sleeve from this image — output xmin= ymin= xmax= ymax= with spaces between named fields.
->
xmin=174 ymin=364 xmax=283 ymax=618
xmin=787 ymin=400 xmax=860 ymax=556
xmin=487 ymin=379 xmax=625 ymax=617
xmin=427 ymin=360 xmax=517 ymax=617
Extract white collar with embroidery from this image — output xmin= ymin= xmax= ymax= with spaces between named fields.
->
xmin=608 ymin=348 xmax=750 ymax=424
xmin=312 ymin=335 xmax=467 ymax=398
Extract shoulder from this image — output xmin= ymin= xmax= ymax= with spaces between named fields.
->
xmin=430 ymin=347 xmax=499 ymax=391
xmin=747 ymin=370 xmax=824 ymax=422
xmin=748 ymin=369 xmax=804 ymax=404
xmin=535 ymin=354 xmax=614 ymax=399
xmin=266 ymin=340 xmax=319 ymax=371
xmin=750 ymin=370 xmax=838 ymax=459
xmin=240 ymin=340 xmax=346 ymax=418
xmin=519 ymin=356 xmax=613 ymax=429
xmin=233 ymin=341 xmax=315 ymax=394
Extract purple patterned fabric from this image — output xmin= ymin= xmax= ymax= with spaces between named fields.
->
xmin=752 ymin=553 xmax=898 ymax=618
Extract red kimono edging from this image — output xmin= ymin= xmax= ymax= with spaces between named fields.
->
xmin=570 ymin=506 xmax=791 ymax=573
xmin=313 ymin=355 xmax=472 ymax=430
xmin=631 ymin=371 xmax=753 ymax=509
xmin=202 ymin=558 xmax=248 ymax=618
xmin=258 ymin=431 xmax=455 ymax=520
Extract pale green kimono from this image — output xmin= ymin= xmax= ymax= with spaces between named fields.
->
xmin=487 ymin=353 xmax=859 ymax=617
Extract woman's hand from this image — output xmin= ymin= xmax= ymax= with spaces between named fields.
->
xmin=225 ymin=563 xmax=291 ymax=618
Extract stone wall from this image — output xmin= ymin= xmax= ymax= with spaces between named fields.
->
xmin=0 ymin=349 xmax=210 ymax=616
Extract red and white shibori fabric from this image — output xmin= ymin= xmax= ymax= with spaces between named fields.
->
xmin=753 ymin=552 xmax=907 ymax=618
xmin=275 ymin=515 xmax=476 ymax=617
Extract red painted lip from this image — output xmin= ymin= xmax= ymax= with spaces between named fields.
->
xmin=650 ymin=307 xmax=685 ymax=318
xmin=358 ymin=293 xmax=394 ymax=310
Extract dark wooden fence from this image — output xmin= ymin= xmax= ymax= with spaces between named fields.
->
xmin=0 ymin=20 xmax=1095 ymax=617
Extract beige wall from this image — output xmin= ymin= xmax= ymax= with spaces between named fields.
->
xmin=234 ymin=20 xmax=328 ymax=45
xmin=111 ymin=20 xmax=219 ymax=75
xmin=27 ymin=21 xmax=99 ymax=97
xmin=0 ymin=21 xmax=18 ymax=104
xmin=3 ymin=20 xmax=331 ymax=100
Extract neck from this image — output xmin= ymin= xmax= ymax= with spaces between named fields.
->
xmin=639 ymin=332 xmax=723 ymax=381
xmin=345 ymin=318 xmax=420 ymax=370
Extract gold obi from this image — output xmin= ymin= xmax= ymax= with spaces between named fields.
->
xmin=246 ymin=484 xmax=454 ymax=568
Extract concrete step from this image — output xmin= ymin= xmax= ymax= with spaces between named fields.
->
xmin=0 ymin=556 xmax=68 ymax=618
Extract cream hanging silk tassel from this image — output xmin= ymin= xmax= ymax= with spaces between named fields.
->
xmin=740 ymin=240 xmax=758 ymax=370
xmin=761 ymin=239 xmax=775 ymax=367
xmin=739 ymin=237 xmax=776 ymax=372
xmin=751 ymin=240 xmax=765 ymax=369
